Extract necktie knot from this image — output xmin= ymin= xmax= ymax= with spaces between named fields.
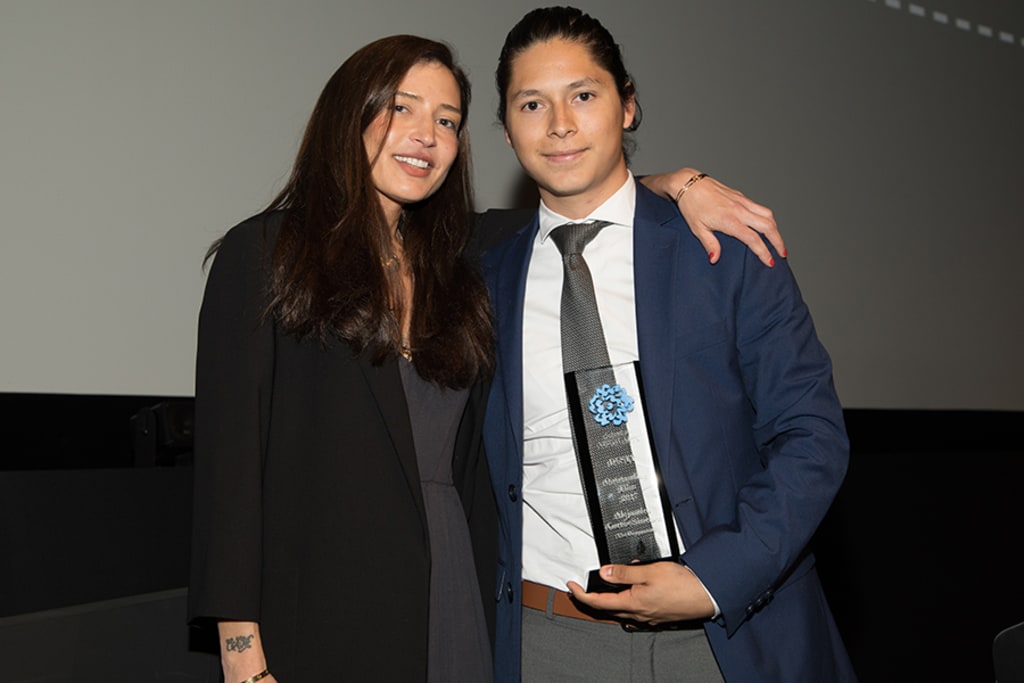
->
xmin=550 ymin=220 xmax=612 ymax=257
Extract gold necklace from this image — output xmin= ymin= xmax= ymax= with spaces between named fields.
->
xmin=386 ymin=232 xmax=411 ymax=360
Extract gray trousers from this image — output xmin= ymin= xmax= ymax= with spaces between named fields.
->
xmin=521 ymin=603 xmax=725 ymax=682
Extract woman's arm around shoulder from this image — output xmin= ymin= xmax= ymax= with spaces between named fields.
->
xmin=640 ymin=169 xmax=785 ymax=266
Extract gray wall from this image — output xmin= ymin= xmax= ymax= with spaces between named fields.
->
xmin=2 ymin=0 xmax=1022 ymax=409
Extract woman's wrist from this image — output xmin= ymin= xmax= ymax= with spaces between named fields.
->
xmin=673 ymin=172 xmax=708 ymax=204
xmin=223 ymin=662 xmax=270 ymax=683
xmin=218 ymin=621 xmax=269 ymax=683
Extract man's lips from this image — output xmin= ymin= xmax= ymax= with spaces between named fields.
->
xmin=542 ymin=148 xmax=587 ymax=162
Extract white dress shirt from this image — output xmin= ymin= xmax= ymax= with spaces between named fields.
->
xmin=520 ymin=176 xmax=685 ymax=590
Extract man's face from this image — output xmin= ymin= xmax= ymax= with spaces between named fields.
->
xmin=503 ymin=38 xmax=635 ymax=218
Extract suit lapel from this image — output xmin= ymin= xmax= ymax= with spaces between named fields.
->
xmin=484 ymin=215 xmax=540 ymax=466
xmin=633 ymin=186 xmax=682 ymax=483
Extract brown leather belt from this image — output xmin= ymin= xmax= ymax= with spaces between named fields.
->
xmin=520 ymin=580 xmax=620 ymax=625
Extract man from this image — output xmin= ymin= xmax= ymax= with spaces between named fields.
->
xmin=481 ymin=7 xmax=854 ymax=682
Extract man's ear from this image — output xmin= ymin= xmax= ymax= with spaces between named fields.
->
xmin=622 ymin=90 xmax=637 ymax=130
xmin=504 ymin=127 xmax=512 ymax=146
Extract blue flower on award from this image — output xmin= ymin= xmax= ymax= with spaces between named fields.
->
xmin=588 ymin=383 xmax=634 ymax=427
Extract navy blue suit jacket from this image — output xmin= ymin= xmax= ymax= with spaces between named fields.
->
xmin=480 ymin=182 xmax=856 ymax=682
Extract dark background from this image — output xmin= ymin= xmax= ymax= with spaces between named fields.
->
xmin=1 ymin=393 xmax=1020 ymax=681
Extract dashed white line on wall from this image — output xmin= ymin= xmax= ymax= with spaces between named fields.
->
xmin=867 ymin=0 xmax=1022 ymax=49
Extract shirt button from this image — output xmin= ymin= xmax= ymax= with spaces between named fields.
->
xmin=508 ymin=484 xmax=518 ymax=502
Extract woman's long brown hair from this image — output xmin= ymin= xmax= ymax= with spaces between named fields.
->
xmin=249 ymin=35 xmax=491 ymax=389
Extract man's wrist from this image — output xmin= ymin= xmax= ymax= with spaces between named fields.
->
xmin=681 ymin=561 xmax=721 ymax=619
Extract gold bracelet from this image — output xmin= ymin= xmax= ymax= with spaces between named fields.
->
xmin=240 ymin=670 xmax=271 ymax=683
xmin=673 ymin=172 xmax=708 ymax=204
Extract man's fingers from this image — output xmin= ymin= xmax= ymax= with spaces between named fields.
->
xmin=566 ymin=580 xmax=587 ymax=600
xmin=601 ymin=562 xmax=645 ymax=585
xmin=566 ymin=583 xmax=634 ymax=613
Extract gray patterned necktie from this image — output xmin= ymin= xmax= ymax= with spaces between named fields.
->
xmin=549 ymin=221 xmax=614 ymax=372
xmin=550 ymin=221 xmax=660 ymax=564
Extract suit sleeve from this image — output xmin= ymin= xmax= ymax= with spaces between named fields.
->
xmin=187 ymin=215 xmax=278 ymax=625
xmin=681 ymin=241 xmax=849 ymax=635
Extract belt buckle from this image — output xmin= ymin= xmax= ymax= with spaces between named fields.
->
xmin=620 ymin=619 xmax=655 ymax=633
xmin=620 ymin=619 xmax=700 ymax=633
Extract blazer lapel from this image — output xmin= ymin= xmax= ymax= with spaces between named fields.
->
xmin=355 ymin=353 xmax=427 ymax=534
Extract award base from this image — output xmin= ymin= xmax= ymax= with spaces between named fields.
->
xmin=585 ymin=556 xmax=676 ymax=594
xmin=586 ymin=568 xmax=630 ymax=594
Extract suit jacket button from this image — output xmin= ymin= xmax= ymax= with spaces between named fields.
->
xmin=508 ymin=484 xmax=518 ymax=502
xmin=507 ymin=582 xmax=514 ymax=602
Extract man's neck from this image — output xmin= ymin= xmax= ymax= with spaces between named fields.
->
xmin=538 ymin=166 xmax=631 ymax=220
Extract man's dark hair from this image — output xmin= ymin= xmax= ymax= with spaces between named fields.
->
xmin=495 ymin=6 xmax=642 ymax=138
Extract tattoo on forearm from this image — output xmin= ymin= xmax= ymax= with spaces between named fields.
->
xmin=225 ymin=634 xmax=254 ymax=653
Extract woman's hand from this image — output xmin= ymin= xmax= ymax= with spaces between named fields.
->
xmin=640 ymin=168 xmax=785 ymax=266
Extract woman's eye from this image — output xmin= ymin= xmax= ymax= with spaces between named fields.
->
xmin=394 ymin=104 xmax=409 ymax=113
xmin=438 ymin=118 xmax=457 ymax=129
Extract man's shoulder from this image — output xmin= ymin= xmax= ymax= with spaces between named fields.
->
xmin=634 ymin=179 xmax=685 ymax=225
xmin=474 ymin=208 xmax=537 ymax=253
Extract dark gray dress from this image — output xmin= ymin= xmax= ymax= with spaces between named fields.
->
xmin=400 ymin=359 xmax=493 ymax=682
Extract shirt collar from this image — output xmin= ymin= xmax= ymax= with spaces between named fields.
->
xmin=537 ymin=175 xmax=636 ymax=244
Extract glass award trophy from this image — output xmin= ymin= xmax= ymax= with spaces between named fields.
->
xmin=564 ymin=360 xmax=679 ymax=593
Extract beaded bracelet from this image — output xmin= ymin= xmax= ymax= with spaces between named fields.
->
xmin=240 ymin=670 xmax=271 ymax=683
xmin=673 ymin=172 xmax=708 ymax=204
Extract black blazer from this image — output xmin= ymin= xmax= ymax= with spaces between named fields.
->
xmin=188 ymin=212 xmax=496 ymax=680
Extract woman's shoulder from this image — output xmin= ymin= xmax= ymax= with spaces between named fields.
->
xmin=202 ymin=210 xmax=288 ymax=304
xmin=217 ymin=210 xmax=286 ymax=257
xmin=205 ymin=210 xmax=288 ymax=278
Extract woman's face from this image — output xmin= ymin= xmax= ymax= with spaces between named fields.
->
xmin=363 ymin=61 xmax=463 ymax=226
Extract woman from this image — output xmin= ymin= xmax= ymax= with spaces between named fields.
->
xmin=188 ymin=36 xmax=496 ymax=682
xmin=189 ymin=33 xmax=781 ymax=683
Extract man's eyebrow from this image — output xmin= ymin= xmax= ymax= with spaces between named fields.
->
xmin=508 ymin=77 xmax=601 ymax=101
xmin=396 ymin=90 xmax=462 ymax=116
xmin=508 ymin=88 xmax=540 ymax=101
